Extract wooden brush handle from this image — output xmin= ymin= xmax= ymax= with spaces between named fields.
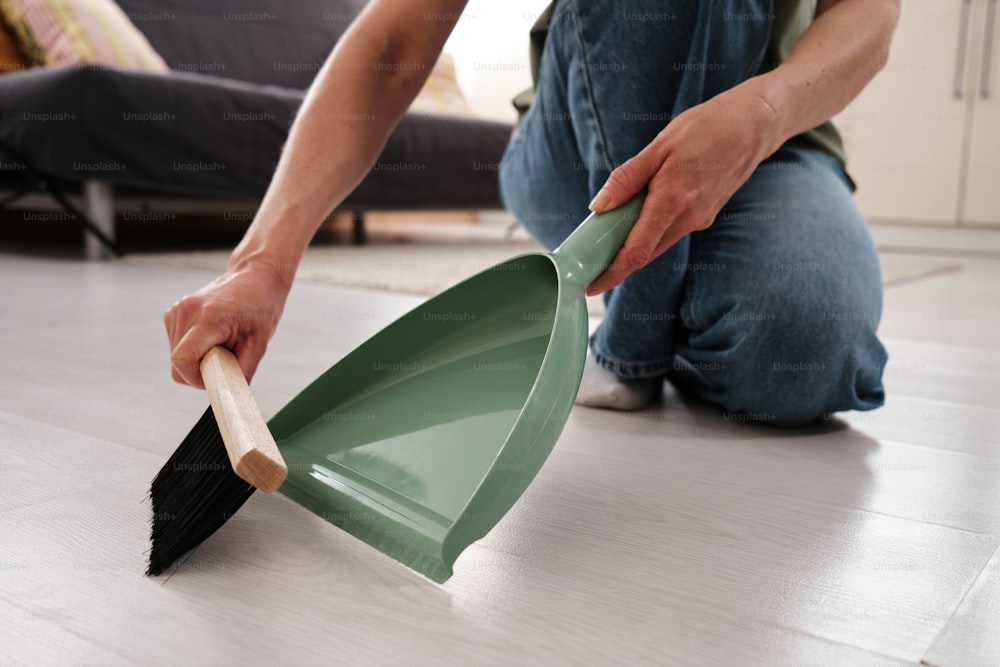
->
xmin=201 ymin=346 xmax=287 ymax=493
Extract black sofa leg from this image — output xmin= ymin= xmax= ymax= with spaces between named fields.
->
xmin=352 ymin=211 xmax=366 ymax=246
xmin=0 ymin=139 xmax=123 ymax=258
xmin=43 ymin=180 xmax=124 ymax=258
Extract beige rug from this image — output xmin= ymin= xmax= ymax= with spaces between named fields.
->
xmin=121 ymin=239 xmax=961 ymax=304
xmin=121 ymin=240 xmax=545 ymax=296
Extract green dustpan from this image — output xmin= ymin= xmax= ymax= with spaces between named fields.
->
xmin=268 ymin=193 xmax=645 ymax=582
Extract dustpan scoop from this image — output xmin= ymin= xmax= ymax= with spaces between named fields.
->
xmin=268 ymin=193 xmax=646 ymax=582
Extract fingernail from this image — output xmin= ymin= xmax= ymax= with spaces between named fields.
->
xmin=588 ymin=188 xmax=610 ymax=212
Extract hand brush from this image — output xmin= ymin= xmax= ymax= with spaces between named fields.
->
xmin=147 ymin=346 xmax=287 ymax=575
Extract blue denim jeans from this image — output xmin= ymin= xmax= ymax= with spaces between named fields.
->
xmin=498 ymin=0 xmax=887 ymax=426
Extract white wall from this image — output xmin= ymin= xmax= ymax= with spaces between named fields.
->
xmin=443 ymin=0 xmax=552 ymax=123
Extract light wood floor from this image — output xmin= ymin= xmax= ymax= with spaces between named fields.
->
xmin=0 ymin=235 xmax=998 ymax=665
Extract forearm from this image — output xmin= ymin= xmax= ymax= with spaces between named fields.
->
xmin=747 ymin=0 xmax=900 ymax=157
xmin=228 ymin=0 xmax=467 ymax=280
xmin=231 ymin=42 xmax=415 ymax=277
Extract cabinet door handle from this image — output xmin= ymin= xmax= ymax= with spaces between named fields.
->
xmin=982 ymin=0 xmax=998 ymax=98
xmin=955 ymin=0 xmax=973 ymax=99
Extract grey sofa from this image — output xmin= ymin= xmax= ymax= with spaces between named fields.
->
xmin=0 ymin=0 xmax=514 ymax=257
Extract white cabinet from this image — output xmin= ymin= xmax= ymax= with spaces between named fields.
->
xmin=964 ymin=0 xmax=1000 ymax=224
xmin=835 ymin=0 xmax=1000 ymax=226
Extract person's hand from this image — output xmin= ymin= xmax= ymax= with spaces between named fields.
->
xmin=585 ymin=85 xmax=781 ymax=295
xmin=164 ymin=259 xmax=292 ymax=388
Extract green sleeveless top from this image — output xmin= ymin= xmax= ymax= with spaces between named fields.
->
xmin=512 ymin=0 xmax=847 ymax=170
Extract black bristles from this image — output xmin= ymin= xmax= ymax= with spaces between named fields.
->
xmin=147 ymin=406 xmax=256 ymax=576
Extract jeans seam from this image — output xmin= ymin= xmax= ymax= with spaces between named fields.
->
xmin=679 ymin=235 xmax=703 ymax=332
xmin=568 ymin=0 xmax=614 ymax=185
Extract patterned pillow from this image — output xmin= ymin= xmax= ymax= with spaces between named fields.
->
xmin=409 ymin=53 xmax=475 ymax=117
xmin=0 ymin=18 xmax=28 ymax=74
xmin=0 ymin=0 xmax=167 ymax=71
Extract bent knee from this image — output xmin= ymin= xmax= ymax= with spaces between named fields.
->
xmin=681 ymin=305 xmax=888 ymax=427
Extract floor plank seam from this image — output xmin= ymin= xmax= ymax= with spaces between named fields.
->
xmin=881 ymin=266 xmax=964 ymax=289
xmin=672 ymin=474 xmax=993 ymax=538
xmin=566 ymin=443 xmax=998 ymax=537
xmin=866 ymin=437 xmax=1000 ymax=462
xmin=756 ymin=614 xmax=927 ymax=665
xmin=0 ymin=407 xmax=171 ymax=464
xmin=875 ymin=244 xmax=1000 ymax=260
xmin=919 ymin=540 xmax=1000 ymax=666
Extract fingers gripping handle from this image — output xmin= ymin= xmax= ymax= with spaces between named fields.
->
xmin=551 ymin=192 xmax=647 ymax=287
xmin=201 ymin=347 xmax=287 ymax=492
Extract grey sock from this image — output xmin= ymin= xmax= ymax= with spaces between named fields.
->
xmin=575 ymin=353 xmax=659 ymax=411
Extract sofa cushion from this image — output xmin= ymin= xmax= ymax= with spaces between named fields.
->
xmin=115 ymin=0 xmax=365 ymax=89
xmin=0 ymin=0 xmax=168 ymax=71
xmin=0 ymin=18 xmax=28 ymax=74
xmin=0 ymin=65 xmax=512 ymax=209
xmin=409 ymin=54 xmax=474 ymax=118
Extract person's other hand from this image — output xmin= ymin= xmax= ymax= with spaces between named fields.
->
xmin=164 ymin=260 xmax=292 ymax=388
xmin=585 ymin=86 xmax=780 ymax=295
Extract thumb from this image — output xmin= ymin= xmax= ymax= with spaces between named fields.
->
xmin=588 ymin=152 xmax=658 ymax=213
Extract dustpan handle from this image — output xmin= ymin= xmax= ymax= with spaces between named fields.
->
xmin=201 ymin=346 xmax=288 ymax=493
xmin=551 ymin=191 xmax=646 ymax=287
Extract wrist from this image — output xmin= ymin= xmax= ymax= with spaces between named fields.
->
xmin=227 ymin=206 xmax=316 ymax=291
xmin=738 ymin=74 xmax=795 ymax=160
xmin=227 ymin=245 xmax=297 ymax=294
